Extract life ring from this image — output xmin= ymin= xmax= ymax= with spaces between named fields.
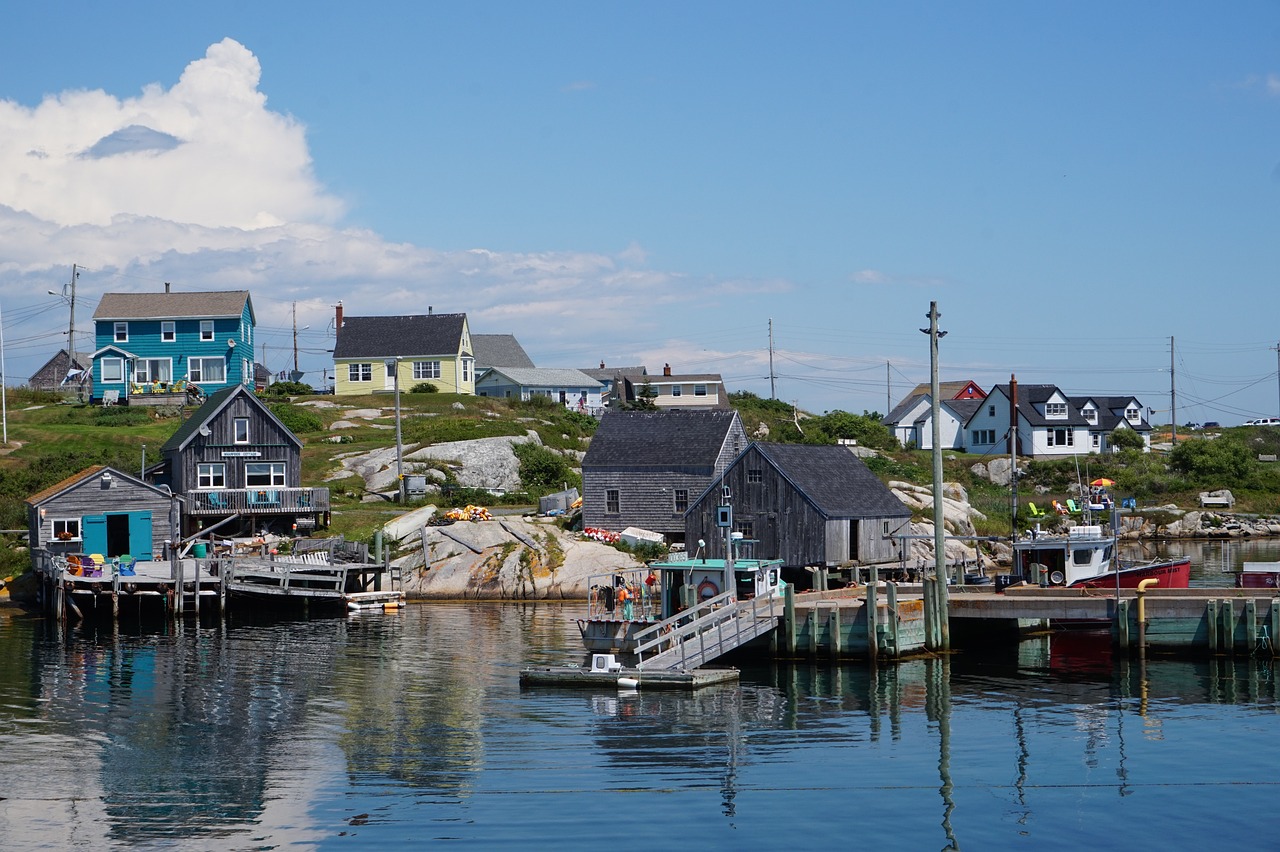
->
xmin=697 ymin=578 xmax=719 ymax=600
xmin=1049 ymin=569 xmax=1065 ymax=585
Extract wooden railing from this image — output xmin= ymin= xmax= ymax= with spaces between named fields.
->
xmin=187 ymin=487 xmax=330 ymax=515
xmin=633 ymin=590 xmax=782 ymax=672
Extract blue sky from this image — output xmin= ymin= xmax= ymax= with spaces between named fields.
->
xmin=2 ymin=2 xmax=1278 ymax=424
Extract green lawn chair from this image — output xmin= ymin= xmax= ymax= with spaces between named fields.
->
xmin=1065 ymin=499 xmax=1082 ymax=514
xmin=1027 ymin=502 xmax=1046 ymax=518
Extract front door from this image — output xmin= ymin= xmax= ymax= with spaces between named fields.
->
xmin=81 ymin=511 xmax=153 ymax=560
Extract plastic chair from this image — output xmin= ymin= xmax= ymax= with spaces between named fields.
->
xmin=1027 ymin=502 xmax=1045 ymax=518
xmin=1065 ymin=499 xmax=1082 ymax=514
xmin=117 ymin=555 xmax=137 ymax=577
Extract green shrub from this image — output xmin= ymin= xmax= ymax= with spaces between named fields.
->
xmin=269 ymin=403 xmax=324 ymax=434
xmin=93 ymin=407 xmax=153 ymax=426
xmin=513 ymin=441 xmax=578 ymax=494
xmin=263 ymin=381 xmax=313 ymax=397
xmin=409 ymin=382 xmax=439 ymax=394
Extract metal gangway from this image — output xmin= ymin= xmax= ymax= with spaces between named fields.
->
xmin=632 ymin=589 xmax=782 ymax=672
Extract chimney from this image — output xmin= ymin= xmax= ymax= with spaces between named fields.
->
xmin=428 ymin=305 xmax=433 ymax=316
xmin=600 ymin=360 xmax=606 ymax=369
xmin=164 ymin=282 xmax=171 ymax=294
xmin=663 ymin=363 xmax=671 ymax=376
xmin=335 ymin=301 xmax=344 ymax=331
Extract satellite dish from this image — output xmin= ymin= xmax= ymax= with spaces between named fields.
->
xmin=227 ymin=339 xmax=237 ymax=348
xmin=198 ymin=425 xmax=212 ymax=437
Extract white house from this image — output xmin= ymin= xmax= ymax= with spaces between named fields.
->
xmin=475 ymin=367 xmax=603 ymax=412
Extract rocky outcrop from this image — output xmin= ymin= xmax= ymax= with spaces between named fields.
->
xmin=390 ymin=514 xmax=639 ymax=599
xmin=325 ymin=431 xmax=543 ymax=497
xmin=888 ymin=480 xmax=986 ymax=536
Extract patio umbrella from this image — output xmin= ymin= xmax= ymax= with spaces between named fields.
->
xmin=1090 ymin=478 xmax=1115 ymax=487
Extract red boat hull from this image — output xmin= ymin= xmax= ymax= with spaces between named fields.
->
xmin=1237 ymin=572 xmax=1280 ymax=589
xmin=1069 ymin=558 xmax=1191 ymax=590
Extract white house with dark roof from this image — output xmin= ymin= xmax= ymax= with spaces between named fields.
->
xmin=331 ymin=304 xmax=475 ymax=396
xmin=475 ymin=367 xmax=603 ymax=411
xmin=1070 ymin=395 xmax=1152 ymax=452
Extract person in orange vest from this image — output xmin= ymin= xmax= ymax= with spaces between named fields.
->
xmin=617 ymin=583 xmax=633 ymax=620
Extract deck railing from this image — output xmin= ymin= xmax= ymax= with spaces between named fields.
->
xmin=187 ymin=487 xmax=330 ymax=515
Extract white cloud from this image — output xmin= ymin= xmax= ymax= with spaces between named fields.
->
xmin=0 ymin=38 xmax=342 ymax=230
xmin=0 ymin=40 xmax=799 ymax=395
xmin=1268 ymin=73 xmax=1280 ymax=97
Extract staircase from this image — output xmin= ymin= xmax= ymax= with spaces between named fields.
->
xmin=633 ymin=590 xmax=782 ymax=672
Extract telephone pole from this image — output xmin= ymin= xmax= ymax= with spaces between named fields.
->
xmin=1170 ymin=336 xmax=1176 ymax=444
xmin=768 ymin=318 xmax=776 ymax=399
xmin=293 ymin=302 xmax=300 ymax=375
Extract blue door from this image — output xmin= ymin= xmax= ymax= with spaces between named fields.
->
xmin=81 ymin=514 xmax=107 ymax=556
xmin=128 ymin=511 xmax=153 ymax=560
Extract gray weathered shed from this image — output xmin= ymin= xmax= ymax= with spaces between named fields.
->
xmin=581 ymin=410 xmax=747 ymax=541
xmin=26 ymin=465 xmax=176 ymax=561
xmin=685 ymin=442 xmax=911 ymax=569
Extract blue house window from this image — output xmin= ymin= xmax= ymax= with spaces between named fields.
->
xmin=114 ymin=322 xmax=128 ymax=343
xmin=189 ymin=357 xmax=225 ymax=383
xmin=200 ymin=320 xmax=214 ymax=341
xmin=161 ymin=321 xmax=175 ymax=342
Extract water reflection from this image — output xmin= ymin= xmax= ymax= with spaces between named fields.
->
xmin=0 ymin=603 xmax=1276 ymax=849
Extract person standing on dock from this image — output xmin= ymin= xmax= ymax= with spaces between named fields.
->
xmin=618 ymin=584 xmax=633 ymax=620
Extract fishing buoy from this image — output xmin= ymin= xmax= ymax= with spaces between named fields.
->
xmin=617 ymin=677 xmax=640 ymax=690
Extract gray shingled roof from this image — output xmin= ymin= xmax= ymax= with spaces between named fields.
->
xmin=753 ymin=442 xmax=911 ymax=519
xmin=472 ymin=334 xmax=535 ymax=369
xmin=990 ymin=384 xmax=1091 ymax=427
xmin=583 ymin=410 xmax=741 ymax=468
xmin=93 ymin=291 xmax=252 ymax=320
xmin=582 ymin=366 xmax=647 ymax=381
xmin=480 ymin=367 xmax=601 ymax=388
xmin=333 ymin=313 xmax=468 ymax=359
xmin=1070 ymin=395 xmax=1152 ymax=432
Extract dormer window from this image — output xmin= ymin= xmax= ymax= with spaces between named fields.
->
xmin=1084 ymin=409 xmax=1097 ymax=423
xmin=1126 ymin=407 xmax=1141 ymax=422
xmin=1045 ymin=402 xmax=1067 ymax=418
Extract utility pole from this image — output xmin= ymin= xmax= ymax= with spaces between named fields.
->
xmin=1274 ymin=341 xmax=1280 ymax=416
xmin=67 ymin=264 xmax=78 ymax=355
xmin=1170 ymin=336 xmax=1176 ymax=444
xmin=768 ymin=318 xmax=776 ymax=399
xmin=886 ymin=361 xmax=891 ymax=415
xmin=920 ymin=301 xmax=951 ymax=649
xmin=293 ymin=301 xmax=300 ymax=375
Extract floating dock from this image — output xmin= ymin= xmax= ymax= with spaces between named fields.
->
xmin=519 ymin=665 xmax=740 ymax=690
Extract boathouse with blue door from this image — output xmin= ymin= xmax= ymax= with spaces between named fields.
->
xmin=25 ymin=465 xmax=176 ymax=562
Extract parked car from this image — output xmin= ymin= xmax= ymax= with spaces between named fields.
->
xmin=1203 ymin=421 xmax=1220 ymax=429
xmin=1244 ymin=417 xmax=1280 ymax=427
xmin=1183 ymin=422 xmax=1202 ymax=431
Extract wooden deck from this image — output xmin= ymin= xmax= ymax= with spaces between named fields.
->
xmin=519 ymin=665 xmax=740 ymax=690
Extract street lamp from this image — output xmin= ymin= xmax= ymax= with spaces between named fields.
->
xmin=385 ymin=357 xmax=404 ymax=503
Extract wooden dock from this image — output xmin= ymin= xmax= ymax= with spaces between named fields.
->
xmin=519 ymin=665 xmax=740 ymax=691
xmin=32 ymin=549 xmax=403 ymax=622
xmin=781 ymin=583 xmax=1280 ymax=660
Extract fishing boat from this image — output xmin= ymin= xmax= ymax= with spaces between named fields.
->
xmin=577 ymin=535 xmax=785 ymax=655
xmin=1236 ymin=562 xmax=1280 ymax=589
xmin=1011 ymin=524 xmax=1191 ymax=589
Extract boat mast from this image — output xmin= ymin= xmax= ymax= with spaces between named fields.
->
xmin=1009 ymin=373 xmax=1018 ymax=543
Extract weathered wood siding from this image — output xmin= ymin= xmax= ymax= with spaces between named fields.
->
xmin=27 ymin=474 xmax=172 ymax=556
xmin=582 ymin=468 xmax=717 ymax=538
xmin=686 ymin=445 xmax=904 ymax=569
xmin=165 ymin=396 xmax=301 ymax=494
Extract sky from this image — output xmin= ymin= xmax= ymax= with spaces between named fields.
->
xmin=1 ymin=2 xmax=1279 ymax=425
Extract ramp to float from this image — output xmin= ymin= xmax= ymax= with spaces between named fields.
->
xmin=633 ymin=591 xmax=781 ymax=672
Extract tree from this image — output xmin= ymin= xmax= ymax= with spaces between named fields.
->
xmin=1108 ymin=428 xmax=1146 ymax=453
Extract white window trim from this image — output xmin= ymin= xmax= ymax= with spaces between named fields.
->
xmin=413 ymin=361 xmax=441 ymax=380
xmin=114 ymin=322 xmax=128 ymax=343
xmin=161 ymin=321 xmax=176 ymax=342
xmin=189 ymin=356 xmax=226 ymax=384
xmin=51 ymin=518 xmax=82 ymax=542
xmin=200 ymin=320 xmax=215 ymax=341
xmin=197 ymin=463 xmax=226 ymax=489
xmin=233 ymin=417 xmax=250 ymax=445
xmin=348 ymin=363 xmax=373 ymax=382
xmin=101 ymin=357 xmax=124 ymax=383
xmin=134 ymin=358 xmax=174 ymax=384
xmin=245 ymin=462 xmax=287 ymax=487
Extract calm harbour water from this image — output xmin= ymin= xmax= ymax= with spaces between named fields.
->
xmin=2 ymin=539 xmax=1279 ymax=850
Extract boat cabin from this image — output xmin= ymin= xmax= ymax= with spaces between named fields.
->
xmin=1013 ymin=525 xmax=1112 ymax=587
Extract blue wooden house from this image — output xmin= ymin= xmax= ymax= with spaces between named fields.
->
xmin=90 ymin=285 xmax=255 ymax=404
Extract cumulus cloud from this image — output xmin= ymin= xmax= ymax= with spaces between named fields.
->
xmin=0 ymin=38 xmax=342 ymax=229
xmin=0 ymin=39 xmax=795 ymax=396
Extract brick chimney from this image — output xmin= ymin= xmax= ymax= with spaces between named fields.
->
xmin=335 ymin=301 xmax=344 ymax=332
xmin=164 ymin=282 xmax=171 ymax=294
xmin=600 ymin=360 xmax=606 ymax=369
xmin=663 ymin=363 xmax=671 ymax=376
